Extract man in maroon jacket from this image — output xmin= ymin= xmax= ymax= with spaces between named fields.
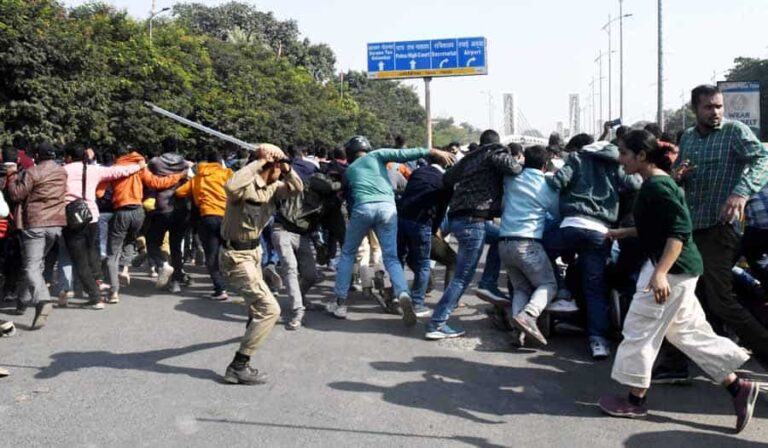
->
xmin=6 ymin=142 xmax=68 ymax=330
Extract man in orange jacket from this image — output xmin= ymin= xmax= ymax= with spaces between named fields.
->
xmin=176 ymin=149 xmax=233 ymax=300
xmin=101 ymin=147 xmax=186 ymax=304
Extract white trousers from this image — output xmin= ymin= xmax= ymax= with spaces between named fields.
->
xmin=611 ymin=262 xmax=750 ymax=388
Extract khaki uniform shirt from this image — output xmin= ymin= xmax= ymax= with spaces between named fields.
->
xmin=221 ymin=160 xmax=303 ymax=243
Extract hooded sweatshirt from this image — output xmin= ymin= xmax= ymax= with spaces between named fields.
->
xmin=148 ymin=152 xmax=189 ymax=214
xmin=175 ymin=162 xmax=233 ymax=217
xmin=546 ymin=141 xmax=641 ymax=226
xmin=97 ymin=152 xmax=184 ymax=209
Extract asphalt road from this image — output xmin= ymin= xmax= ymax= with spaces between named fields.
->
xmin=1 ymin=263 xmax=766 ymax=448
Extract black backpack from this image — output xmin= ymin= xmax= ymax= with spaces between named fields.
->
xmin=65 ymin=162 xmax=93 ymax=231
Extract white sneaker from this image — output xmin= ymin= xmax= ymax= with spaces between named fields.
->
xmin=325 ymin=300 xmax=338 ymax=314
xmin=156 ymin=263 xmax=174 ymax=289
xmin=547 ymin=299 xmax=579 ymax=313
xmin=118 ymin=270 xmax=131 ymax=287
xmin=589 ymin=337 xmax=611 ymax=360
xmin=333 ymin=304 xmax=348 ymax=319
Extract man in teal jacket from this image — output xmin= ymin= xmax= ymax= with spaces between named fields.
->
xmin=547 ymin=139 xmax=641 ymax=359
xmin=328 ymin=136 xmax=454 ymax=326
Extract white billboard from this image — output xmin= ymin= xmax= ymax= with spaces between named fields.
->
xmin=718 ymin=81 xmax=761 ymax=137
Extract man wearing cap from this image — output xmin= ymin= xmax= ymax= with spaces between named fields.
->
xmin=220 ymin=144 xmax=303 ymax=385
xmin=6 ymin=142 xmax=68 ymax=330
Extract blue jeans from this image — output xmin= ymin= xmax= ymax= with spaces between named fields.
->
xmin=479 ymin=221 xmax=501 ymax=289
xmin=550 ymin=226 xmax=611 ymax=338
xmin=398 ymin=218 xmax=432 ymax=307
xmin=98 ymin=212 xmax=113 ymax=258
xmin=430 ymin=217 xmax=488 ymax=327
xmin=334 ymin=202 xmax=407 ymax=301
xmin=260 ymin=220 xmax=280 ymax=267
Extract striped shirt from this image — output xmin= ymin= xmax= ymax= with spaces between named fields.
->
xmin=677 ymin=120 xmax=768 ymax=230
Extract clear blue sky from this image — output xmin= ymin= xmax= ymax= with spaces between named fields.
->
xmin=63 ymin=0 xmax=768 ymax=135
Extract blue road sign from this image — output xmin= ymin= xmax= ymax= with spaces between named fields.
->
xmin=430 ymin=39 xmax=458 ymax=69
xmin=394 ymin=40 xmax=432 ymax=71
xmin=367 ymin=36 xmax=487 ymax=80
xmin=457 ymin=37 xmax=486 ymax=68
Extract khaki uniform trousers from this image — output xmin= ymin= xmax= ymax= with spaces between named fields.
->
xmin=220 ymin=246 xmax=280 ymax=357
xmin=612 ymin=262 xmax=750 ymax=389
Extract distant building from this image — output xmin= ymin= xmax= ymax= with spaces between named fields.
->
xmin=556 ymin=121 xmax=565 ymax=138
xmin=568 ymin=94 xmax=580 ymax=135
xmin=503 ymin=93 xmax=518 ymax=136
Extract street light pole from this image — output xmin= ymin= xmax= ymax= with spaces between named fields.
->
xmin=594 ymin=50 xmax=606 ymax=126
xmin=149 ymin=7 xmax=171 ymax=46
xmin=607 ymin=14 xmax=612 ymax=120
xmin=602 ymin=12 xmax=632 ymax=122
xmin=657 ymin=0 xmax=664 ymax=129
xmin=619 ymin=0 xmax=625 ymax=121
xmin=589 ymin=77 xmax=597 ymax=136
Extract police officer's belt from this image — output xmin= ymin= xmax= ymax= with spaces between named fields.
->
xmin=224 ymin=240 xmax=260 ymax=251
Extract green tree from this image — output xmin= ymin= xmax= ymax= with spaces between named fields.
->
xmin=173 ymin=2 xmax=336 ymax=82
xmin=664 ymin=105 xmax=696 ymax=137
xmin=342 ymin=71 xmax=426 ymax=148
xmin=431 ymin=117 xmax=483 ymax=147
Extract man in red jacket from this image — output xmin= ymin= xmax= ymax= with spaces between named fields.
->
xmin=100 ymin=146 xmax=185 ymax=304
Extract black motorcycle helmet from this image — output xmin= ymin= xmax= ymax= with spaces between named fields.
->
xmin=344 ymin=135 xmax=372 ymax=162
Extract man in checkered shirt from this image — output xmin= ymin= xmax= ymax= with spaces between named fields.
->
xmin=654 ymin=85 xmax=768 ymax=384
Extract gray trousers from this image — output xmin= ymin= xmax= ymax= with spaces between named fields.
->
xmin=499 ymin=239 xmax=557 ymax=318
xmin=19 ymin=227 xmax=62 ymax=306
xmin=107 ymin=207 xmax=145 ymax=294
xmin=272 ymin=228 xmax=318 ymax=313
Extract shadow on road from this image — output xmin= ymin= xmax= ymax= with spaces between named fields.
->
xmin=329 ymin=355 xmax=756 ymax=434
xmin=623 ymin=430 xmax=768 ymax=447
xmin=174 ymin=298 xmax=247 ymax=324
xmin=36 ymin=338 xmax=240 ymax=381
xmin=196 ymin=417 xmax=508 ymax=448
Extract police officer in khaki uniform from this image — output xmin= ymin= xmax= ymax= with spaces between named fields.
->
xmin=220 ymin=144 xmax=303 ymax=385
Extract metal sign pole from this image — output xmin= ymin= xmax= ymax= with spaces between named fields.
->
xmin=425 ymin=77 xmax=432 ymax=149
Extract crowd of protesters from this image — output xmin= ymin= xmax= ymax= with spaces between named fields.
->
xmin=0 ymin=84 xmax=766 ymax=433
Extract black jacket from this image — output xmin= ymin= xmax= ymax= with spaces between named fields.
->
xmin=398 ymin=165 xmax=452 ymax=232
xmin=148 ymin=152 xmax=188 ymax=215
xmin=444 ymin=143 xmax=522 ymax=219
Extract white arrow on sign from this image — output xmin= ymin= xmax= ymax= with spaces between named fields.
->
xmin=439 ymin=58 xmax=449 ymax=68
xmin=466 ymin=57 xmax=476 ymax=67
xmin=378 ymin=61 xmax=385 ymax=71
xmin=410 ymin=59 xmax=416 ymax=70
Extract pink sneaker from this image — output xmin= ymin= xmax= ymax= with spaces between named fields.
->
xmin=598 ymin=395 xmax=648 ymax=418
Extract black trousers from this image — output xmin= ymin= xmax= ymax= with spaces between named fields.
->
xmin=742 ymin=226 xmax=768 ymax=287
xmin=0 ymin=232 xmax=22 ymax=297
xmin=147 ymin=211 xmax=189 ymax=282
xmin=63 ymin=222 xmax=101 ymax=299
xmin=198 ymin=215 xmax=226 ymax=294
xmin=658 ymin=224 xmax=768 ymax=370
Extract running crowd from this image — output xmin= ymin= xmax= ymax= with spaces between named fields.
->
xmin=0 ymin=84 xmax=766 ymax=433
